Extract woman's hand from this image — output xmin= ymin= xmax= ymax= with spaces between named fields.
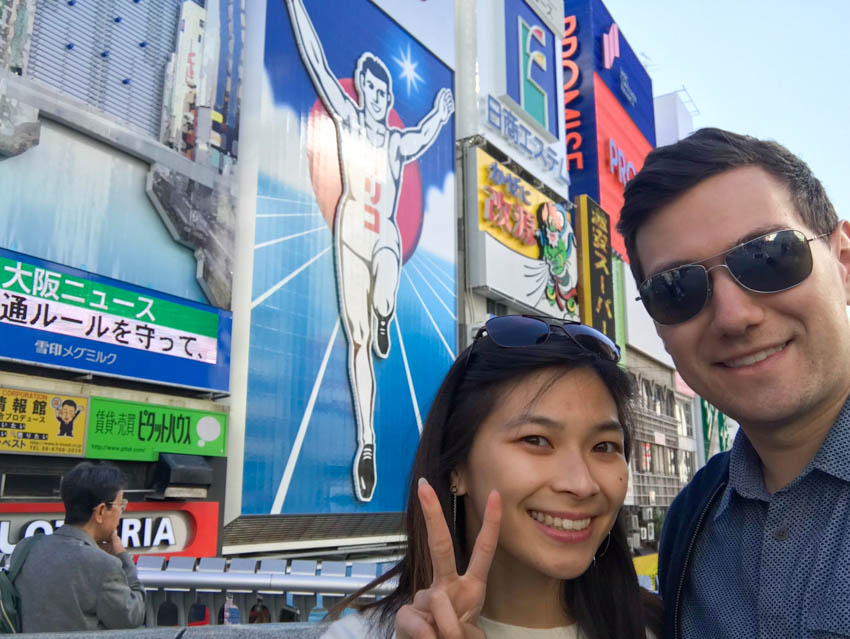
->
xmin=395 ymin=479 xmax=501 ymax=639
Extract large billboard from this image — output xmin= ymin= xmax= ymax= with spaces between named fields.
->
xmin=466 ymin=148 xmax=579 ymax=319
xmin=563 ymin=0 xmax=654 ymax=260
xmin=245 ymin=0 xmax=457 ymax=513
xmin=0 ymin=248 xmax=231 ymax=392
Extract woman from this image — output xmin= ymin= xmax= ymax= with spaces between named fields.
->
xmin=323 ymin=315 xmax=661 ymax=638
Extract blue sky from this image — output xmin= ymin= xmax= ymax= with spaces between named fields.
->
xmin=602 ymin=0 xmax=850 ymax=220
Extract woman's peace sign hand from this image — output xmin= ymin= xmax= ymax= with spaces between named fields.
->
xmin=395 ymin=478 xmax=502 ymax=639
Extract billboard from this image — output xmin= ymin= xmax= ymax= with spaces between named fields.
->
xmin=457 ymin=0 xmax=569 ymax=198
xmin=575 ymin=195 xmax=615 ymax=342
xmin=563 ymin=0 xmax=654 ymax=261
xmin=0 ymin=388 xmax=87 ymax=457
xmin=86 ymin=397 xmax=227 ymax=462
xmin=0 ymin=248 xmax=231 ymax=392
xmin=466 ymin=148 xmax=579 ymax=319
xmin=246 ymin=0 xmax=457 ymax=513
xmin=0 ymin=501 xmax=218 ymax=557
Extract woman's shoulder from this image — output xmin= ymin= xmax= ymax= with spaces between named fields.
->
xmin=319 ymin=611 xmax=389 ymax=639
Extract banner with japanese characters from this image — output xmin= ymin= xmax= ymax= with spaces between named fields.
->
xmin=0 ymin=387 xmax=88 ymax=457
xmin=0 ymin=248 xmax=231 ymax=392
xmin=575 ymin=195 xmax=616 ymax=342
xmin=86 ymin=397 xmax=227 ymax=461
xmin=465 ymin=147 xmax=579 ymax=319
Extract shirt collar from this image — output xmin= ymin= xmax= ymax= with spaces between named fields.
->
xmin=811 ymin=394 xmax=850 ymax=482
xmin=55 ymin=524 xmax=98 ymax=548
xmin=715 ymin=394 xmax=850 ymax=520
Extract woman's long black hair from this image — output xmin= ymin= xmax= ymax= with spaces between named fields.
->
xmin=331 ymin=333 xmax=662 ymax=638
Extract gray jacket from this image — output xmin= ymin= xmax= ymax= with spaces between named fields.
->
xmin=11 ymin=525 xmax=146 ymax=632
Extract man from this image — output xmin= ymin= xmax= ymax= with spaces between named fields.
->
xmin=11 ymin=461 xmax=145 ymax=632
xmin=55 ymin=398 xmax=83 ymax=437
xmin=286 ymin=0 xmax=454 ymax=501
xmin=618 ymin=128 xmax=850 ymax=639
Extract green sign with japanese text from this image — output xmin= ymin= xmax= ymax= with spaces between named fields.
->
xmin=85 ymin=397 xmax=227 ymax=461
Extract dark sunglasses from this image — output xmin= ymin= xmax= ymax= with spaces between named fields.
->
xmin=638 ymin=229 xmax=829 ymax=325
xmin=471 ymin=315 xmax=620 ymax=362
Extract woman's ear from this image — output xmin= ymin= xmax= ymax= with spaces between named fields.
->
xmin=450 ymin=468 xmax=467 ymax=496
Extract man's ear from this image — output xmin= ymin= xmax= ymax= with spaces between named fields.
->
xmin=92 ymin=503 xmax=106 ymax=524
xmin=831 ymin=220 xmax=850 ymax=305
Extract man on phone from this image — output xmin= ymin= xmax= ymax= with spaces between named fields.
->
xmin=11 ymin=461 xmax=145 ymax=632
xmin=618 ymin=128 xmax=850 ymax=638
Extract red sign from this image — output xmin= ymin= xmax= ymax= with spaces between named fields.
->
xmin=0 ymin=501 xmax=218 ymax=557
xmin=592 ymin=73 xmax=652 ymax=261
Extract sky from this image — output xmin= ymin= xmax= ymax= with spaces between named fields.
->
xmin=601 ymin=0 xmax=850 ymax=221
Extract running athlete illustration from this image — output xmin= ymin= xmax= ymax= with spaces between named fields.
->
xmin=286 ymin=0 xmax=454 ymax=501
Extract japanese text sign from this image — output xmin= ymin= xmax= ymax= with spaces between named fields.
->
xmin=86 ymin=397 xmax=227 ymax=461
xmin=476 ymin=147 xmax=546 ymax=258
xmin=575 ymin=195 xmax=616 ymax=342
xmin=0 ymin=248 xmax=231 ymax=392
xmin=0 ymin=387 xmax=88 ymax=457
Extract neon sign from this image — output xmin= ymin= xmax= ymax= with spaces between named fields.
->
xmin=608 ymin=138 xmax=636 ymax=186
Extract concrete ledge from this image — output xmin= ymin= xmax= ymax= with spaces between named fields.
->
xmin=19 ymin=622 xmax=327 ymax=638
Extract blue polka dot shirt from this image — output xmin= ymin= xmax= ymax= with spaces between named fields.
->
xmin=680 ymin=398 xmax=850 ymax=638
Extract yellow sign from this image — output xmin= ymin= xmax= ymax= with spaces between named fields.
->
xmin=476 ymin=148 xmax=549 ymax=259
xmin=0 ymin=388 xmax=88 ymax=457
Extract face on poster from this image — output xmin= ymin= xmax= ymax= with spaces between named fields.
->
xmin=248 ymin=0 xmax=456 ymax=513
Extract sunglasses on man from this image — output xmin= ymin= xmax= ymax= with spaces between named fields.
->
xmin=637 ymin=228 xmax=829 ymax=325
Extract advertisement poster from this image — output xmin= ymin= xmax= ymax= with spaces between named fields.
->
xmin=468 ymin=147 xmax=579 ymax=319
xmin=86 ymin=397 xmax=227 ymax=462
xmin=0 ymin=248 xmax=232 ymax=392
xmin=575 ymin=195 xmax=615 ymax=342
xmin=246 ymin=0 xmax=457 ymax=513
xmin=0 ymin=387 xmax=88 ymax=457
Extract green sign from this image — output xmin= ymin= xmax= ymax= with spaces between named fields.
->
xmin=85 ymin=397 xmax=227 ymax=461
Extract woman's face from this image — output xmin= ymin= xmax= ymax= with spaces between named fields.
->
xmin=455 ymin=367 xmax=629 ymax=583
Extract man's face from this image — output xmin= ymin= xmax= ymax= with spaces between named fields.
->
xmin=635 ymin=166 xmax=850 ymax=429
xmin=61 ymin=404 xmax=75 ymax=422
xmin=360 ymin=69 xmax=390 ymax=122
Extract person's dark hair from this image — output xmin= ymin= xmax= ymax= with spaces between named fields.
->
xmin=618 ymin=127 xmax=838 ymax=284
xmin=331 ymin=335 xmax=661 ymax=638
xmin=61 ymin=399 xmax=77 ymax=410
xmin=61 ymin=461 xmax=126 ymax=525
xmin=357 ymin=53 xmax=391 ymax=91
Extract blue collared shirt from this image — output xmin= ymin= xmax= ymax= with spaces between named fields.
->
xmin=680 ymin=397 xmax=850 ymax=638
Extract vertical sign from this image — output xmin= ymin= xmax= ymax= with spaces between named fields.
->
xmin=575 ymin=195 xmax=615 ymax=341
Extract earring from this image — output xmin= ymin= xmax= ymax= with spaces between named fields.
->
xmin=450 ymin=485 xmax=458 ymax=535
xmin=593 ymin=531 xmax=612 ymax=565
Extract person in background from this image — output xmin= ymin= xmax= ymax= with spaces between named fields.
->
xmin=321 ymin=315 xmax=661 ymax=638
xmin=11 ymin=461 xmax=146 ymax=632
xmin=618 ymin=127 xmax=850 ymax=638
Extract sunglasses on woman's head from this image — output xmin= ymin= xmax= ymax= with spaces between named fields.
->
xmin=637 ymin=229 xmax=829 ymax=325
xmin=472 ymin=315 xmax=620 ymax=362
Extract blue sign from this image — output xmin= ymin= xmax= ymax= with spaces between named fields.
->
xmin=504 ymin=0 xmax=560 ymax=139
xmin=577 ymin=0 xmax=655 ymax=146
xmin=251 ymin=0 xmax=457 ymax=514
xmin=0 ymin=248 xmax=231 ymax=393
